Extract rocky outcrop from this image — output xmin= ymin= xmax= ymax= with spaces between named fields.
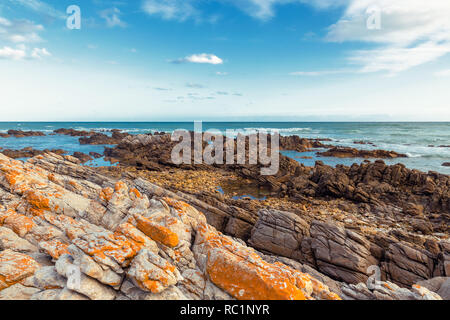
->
xmin=279 ymin=136 xmax=328 ymax=152
xmin=0 ymin=153 xmax=343 ymax=300
xmin=54 ymin=128 xmax=95 ymax=137
xmin=249 ymin=209 xmax=449 ymax=291
xmin=79 ymin=131 xmax=129 ymax=145
xmin=443 ymin=162 xmax=450 ymax=167
xmin=1 ymin=148 xmax=67 ymax=159
xmin=1 ymin=130 xmax=46 ymax=138
xmin=317 ymin=147 xmax=407 ymax=159
xmin=72 ymin=152 xmax=93 ymax=164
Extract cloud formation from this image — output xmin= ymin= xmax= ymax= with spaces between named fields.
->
xmin=0 ymin=45 xmax=51 ymax=60
xmin=326 ymin=0 xmax=450 ymax=74
xmin=0 ymin=17 xmax=44 ymax=43
xmin=172 ymin=54 xmax=223 ymax=65
xmin=100 ymin=8 xmax=127 ymax=28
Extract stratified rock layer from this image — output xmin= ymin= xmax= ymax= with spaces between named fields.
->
xmin=0 ymin=152 xmax=345 ymax=300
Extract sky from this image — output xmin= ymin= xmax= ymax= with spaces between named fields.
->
xmin=0 ymin=0 xmax=450 ymax=121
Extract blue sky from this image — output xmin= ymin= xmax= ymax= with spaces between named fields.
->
xmin=0 ymin=0 xmax=450 ymax=121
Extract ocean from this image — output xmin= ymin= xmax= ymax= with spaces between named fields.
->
xmin=0 ymin=122 xmax=449 ymax=174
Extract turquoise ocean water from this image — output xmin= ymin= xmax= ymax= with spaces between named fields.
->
xmin=0 ymin=122 xmax=448 ymax=174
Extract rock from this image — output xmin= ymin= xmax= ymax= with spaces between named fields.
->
xmin=0 ymin=250 xmax=40 ymax=290
xmin=250 ymin=209 xmax=309 ymax=260
xmin=0 ymin=283 xmax=41 ymax=300
xmin=6 ymin=130 xmax=45 ymax=138
xmin=442 ymin=162 xmax=450 ymax=167
xmin=0 ymin=151 xmax=447 ymax=301
xmin=1 ymin=148 xmax=67 ymax=159
xmin=403 ymin=203 xmax=424 ymax=216
xmin=317 ymin=147 xmax=407 ymax=159
xmin=437 ymin=278 xmax=450 ymax=300
xmin=79 ymin=131 xmax=129 ymax=145
xmin=89 ymin=152 xmax=103 ymax=159
xmin=382 ymin=243 xmax=435 ymax=287
xmin=54 ymin=128 xmax=95 ymax=137
xmin=72 ymin=152 xmax=93 ymax=164
xmin=341 ymin=280 xmax=442 ymax=300
xmin=0 ymin=226 xmax=37 ymax=252
xmin=308 ymin=221 xmax=378 ymax=284
xmin=127 ymin=249 xmax=182 ymax=293
xmin=55 ymin=254 xmax=117 ymax=300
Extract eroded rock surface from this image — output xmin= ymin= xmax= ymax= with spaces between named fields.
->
xmin=0 ymin=152 xmax=347 ymax=300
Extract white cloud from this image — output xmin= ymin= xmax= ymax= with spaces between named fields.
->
xmin=100 ymin=8 xmax=127 ymax=28
xmin=142 ymin=0 xmax=198 ymax=21
xmin=0 ymin=46 xmax=26 ymax=60
xmin=172 ymin=54 xmax=223 ymax=65
xmin=7 ymin=0 xmax=66 ymax=19
xmin=0 ymin=45 xmax=51 ymax=60
xmin=0 ymin=17 xmax=44 ymax=43
xmin=141 ymin=0 xmax=343 ymax=21
xmin=326 ymin=0 xmax=450 ymax=74
xmin=216 ymin=71 xmax=228 ymax=76
xmin=31 ymin=47 xmax=51 ymax=59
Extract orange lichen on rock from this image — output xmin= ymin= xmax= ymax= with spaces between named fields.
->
xmin=198 ymin=223 xmax=341 ymax=301
xmin=25 ymin=190 xmax=51 ymax=216
xmin=99 ymin=187 xmax=114 ymax=202
xmin=0 ymin=250 xmax=40 ymax=291
xmin=72 ymin=232 xmax=143 ymax=267
xmin=129 ymin=188 xmax=142 ymax=199
xmin=3 ymin=212 xmax=35 ymax=237
xmin=134 ymin=214 xmax=179 ymax=248
xmin=39 ymin=239 xmax=70 ymax=260
xmin=114 ymin=181 xmax=127 ymax=192
xmin=0 ymin=209 xmax=15 ymax=225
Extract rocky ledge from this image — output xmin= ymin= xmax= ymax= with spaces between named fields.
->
xmin=0 ymin=130 xmax=46 ymax=138
xmin=317 ymin=147 xmax=407 ymax=159
xmin=0 ymin=152 xmax=447 ymax=300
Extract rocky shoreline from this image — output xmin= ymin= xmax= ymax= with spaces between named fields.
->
xmin=0 ymin=130 xmax=449 ymax=300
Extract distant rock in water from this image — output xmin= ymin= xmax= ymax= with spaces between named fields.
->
xmin=72 ymin=152 xmax=93 ymax=164
xmin=79 ymin=130 xmax=129 ymax=145
xmin=54 ymin=128 xmax=95 ymax=137
xmin=1 ymin=130 xmax=46 ymax=138
xmin=317 ymin=146 xmax=407 ymax=159
xmin=443 ymin=162 xmax=450 ymax=167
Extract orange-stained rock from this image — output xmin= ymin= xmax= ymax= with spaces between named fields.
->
xmin=25 ymin=190 xmax=51 ymax=216
xmin=72 ymin=231 xmax=144 ymax=269
xmin=3 ymin=213 xmax=35 ymax=237
xmin=0 ymin=250 xmax=40 ymax=290
xmin=99 ymin=187 xmax=114 ymax=202
xmin=39 ymin=239 xmax=70 ymax=260
xmin=128 ymin=249 xmax=181 ymax=293
xmin=197 ymin=223 xmax=341 ymax=301
xmin=129 ymin=188 xmax=142 ymax=199
xmin=134 ymin=214 xmax=179 ymax=248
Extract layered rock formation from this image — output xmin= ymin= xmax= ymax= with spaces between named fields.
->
xmin=0 ymin=152 xmax=446 ymax=300
xmin=0 ymin=153 xmax=344 ymax=300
